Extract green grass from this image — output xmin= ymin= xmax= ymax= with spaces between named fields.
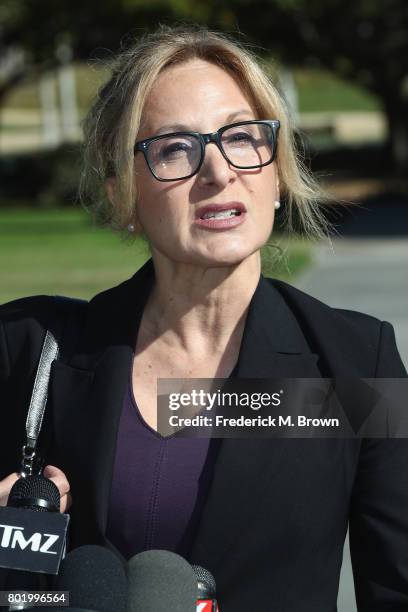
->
xmin=0 ymin=208 xmax=311 ymax=304
xmin=0 ymin=209 xmax=149 ymax=303
xmin=294 ymin=68 xmax=380 ymax=113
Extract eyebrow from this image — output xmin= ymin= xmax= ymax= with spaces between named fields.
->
xmin=154 ymin=109 xmax=255 ymax=136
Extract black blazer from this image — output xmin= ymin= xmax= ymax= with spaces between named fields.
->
xmin=1 ymin=258 xmax=407 ymax=611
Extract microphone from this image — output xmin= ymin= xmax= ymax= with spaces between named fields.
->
xmin=192 ymin=565 xmax=219 ymax=612
xmin=0 ymin=475 xmax=69 ymax=585
xmin=41 ymin=544 xmax=127 ymax=612
xmin=8 ymin=475 xmax=60 ymax=513
xmin=126 ymin=550 xmax=197 ymax=611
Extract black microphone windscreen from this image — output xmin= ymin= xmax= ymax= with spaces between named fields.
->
xmin=53 ymin=545 xmax=127 ymax=612
xmin=8 ymin=475 xmax=60 ymax=513
xmin=126 ymin=550 xmax=197 ymax=612
xmin=191 ymin=564 xmax=217 ymax=598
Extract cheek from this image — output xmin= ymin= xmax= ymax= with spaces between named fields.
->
xmin=135 ymin=182 xmax=189 ymax=233
xmin=249 ymin=176 xmax=276 ymax=217
xmin=134 ymin=163 xmax=165 ymax=224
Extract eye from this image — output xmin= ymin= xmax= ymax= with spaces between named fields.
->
xmin=155 ymin=139 xmax=194 ymax=163
xmin=224 ymin=130 xmax=256 ymax=146
xmin=161 ymin=142 xmax=189 ymax=157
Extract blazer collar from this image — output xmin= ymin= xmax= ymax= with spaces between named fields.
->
xmin=49 ymin=258 xmax=322 ymax=569
xmin=232 ymin=266 xmax=320 ymax=378
xmin=74 ymin=257 xmax=319 ymax=370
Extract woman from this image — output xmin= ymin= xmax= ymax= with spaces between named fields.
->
xmin=1 ymin=26 xmax=407 ymax=611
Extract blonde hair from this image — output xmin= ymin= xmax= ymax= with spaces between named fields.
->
xmin=79 ymin=24 xmax=331 ymax=239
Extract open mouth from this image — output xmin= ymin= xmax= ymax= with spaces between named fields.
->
xmin=200 ymin=209 xmax=243 ymax=220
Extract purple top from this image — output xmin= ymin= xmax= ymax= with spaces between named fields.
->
xmin=106 ymin=372 xmax=222 ymax=560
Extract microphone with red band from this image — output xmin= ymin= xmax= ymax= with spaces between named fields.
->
xmin=192 ymin=565 xmax=219 ymax=611
xmin=126 ymin=549 xmax=197 ymax=611
xmin=126 ymin=550 xmax=220 ymax=611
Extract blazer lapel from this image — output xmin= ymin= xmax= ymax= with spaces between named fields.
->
xmin=188 ymin=275 xmax=323 ymax=573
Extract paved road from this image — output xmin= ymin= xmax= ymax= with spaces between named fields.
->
xmin=296 ymin=238 xmax=408 ymax=366
xmin=295 ymin=237 xmax=408 ymax=611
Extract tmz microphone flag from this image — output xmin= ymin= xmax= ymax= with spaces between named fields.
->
xmin=0 ymin=507 xmax=69 ymax=574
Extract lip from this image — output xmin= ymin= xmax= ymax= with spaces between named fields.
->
xmin=193 ymin=202 xmax=247 ymax=231
xmin=195 ymin=202 xmax=247 ymax=220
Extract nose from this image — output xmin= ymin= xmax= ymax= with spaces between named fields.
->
xmin=196 ymin=141 xmax=236 ymax=188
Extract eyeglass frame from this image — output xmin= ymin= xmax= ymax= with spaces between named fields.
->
xmin=133 ymin=119 xmax=281 ymax=182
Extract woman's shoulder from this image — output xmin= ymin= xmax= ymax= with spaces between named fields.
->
xmin=0 ymin=294 xmax=56 ymax=334
xmin=1 ymin=294 xmax=55 ymax=313
xmin=0 ymin=295 xmax=88 ymax=365
xmin=0 ymin=294 xmax=87 ymax=328
xmin=270 ymin=276 xmax=385 ymax=333
xmin=268 ymin=277 xmax=407 ymax=377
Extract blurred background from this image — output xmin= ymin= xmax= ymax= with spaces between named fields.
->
xmin=1 ymin=2 xmax=407 ymax=295
xmin=1 ymin=2 xmax=407 ymax=609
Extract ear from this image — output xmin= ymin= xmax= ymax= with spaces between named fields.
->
xmin=105 ymin=176 xmax=143 ymax=234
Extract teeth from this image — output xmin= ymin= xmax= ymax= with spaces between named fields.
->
xmin=202 ymin=209 xmax=241 ymax=220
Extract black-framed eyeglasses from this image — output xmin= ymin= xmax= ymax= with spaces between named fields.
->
xmin=134 ymin=119 xmax=280 ymax=181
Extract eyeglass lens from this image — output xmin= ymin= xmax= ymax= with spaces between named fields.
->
xmin=147 ymin=122 xmax=275 ymax=180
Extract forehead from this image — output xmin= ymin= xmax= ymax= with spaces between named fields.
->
xmin=140 ymin=59 xmax=256 ymax=133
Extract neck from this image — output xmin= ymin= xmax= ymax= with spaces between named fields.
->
xmin=142 ymin=251 xmax=261 ymax=355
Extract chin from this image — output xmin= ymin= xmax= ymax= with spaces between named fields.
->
xmin=194 ymin=247 xmax=257 ymax=268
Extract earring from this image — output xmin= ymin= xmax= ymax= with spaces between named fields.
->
xmin=274 ymin=200 xmax=281 ymax=210
xmin=127 ymin=223 xmax=135 ymax=233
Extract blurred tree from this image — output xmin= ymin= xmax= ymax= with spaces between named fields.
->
xmin=220 ymin=0 xmax=408 ymax=172
xmin=0 ymin=0 xmax=176 ymax=101
xmin=1 ymin=0 xmax=407 ymax=170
